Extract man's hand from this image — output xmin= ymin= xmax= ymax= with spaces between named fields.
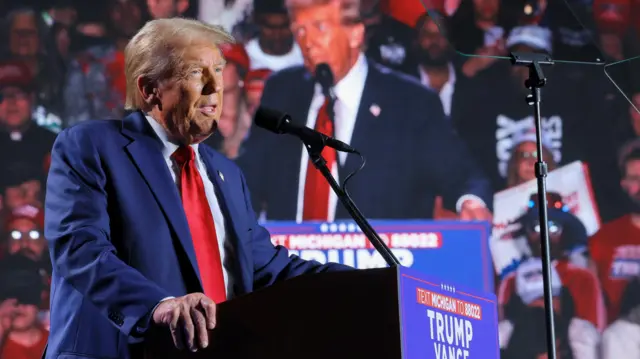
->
xmin=0 ymin=299 xmax=18 ymax=337
xmin=459 ymin=199 xmax=493 ymax=222
xmin=151 ymin=293 xmax=216 ymax=352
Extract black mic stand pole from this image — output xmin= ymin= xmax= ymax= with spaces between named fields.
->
xmin=510 ymin=52 xmax=556 ymax=359
xmin=303 ymin=139 xmax=401 ymax=267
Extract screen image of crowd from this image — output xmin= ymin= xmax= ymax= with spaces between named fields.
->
xmin=0 ymin=0 xmax=639 ymax=357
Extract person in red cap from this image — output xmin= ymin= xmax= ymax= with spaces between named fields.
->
xmin=0 ymin=205 xmax=51 ymax=359
xmin=593 ymin=0 xmax=632 ymax=60
xmin=1 ymin=203 xmax=52 ymax=328
xmin=0 ymin=61 xmax=57 ymax=178
xmin=145 ymin=0 xmax=190 ymax=19
xmin=3 ymin=205 xmax=47 ymax=265
xmin=244 ymin=68 xmax=273 ymax=117
xmin=218 ymin=43 xmax=250 ymax=139
xmin=204 ymin=43 xmax=251 ymax=159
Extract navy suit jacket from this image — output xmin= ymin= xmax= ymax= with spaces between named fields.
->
xmin=238 ymin=59 xmax=492 ymax=220
xmin=43 ymin=111 xmax=349 ymax=359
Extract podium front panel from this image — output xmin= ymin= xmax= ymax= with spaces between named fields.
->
xmin=398 ymin=266 xmax=499 ymax=359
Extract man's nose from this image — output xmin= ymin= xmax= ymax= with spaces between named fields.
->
xmin=295 ymin=28 xmax=317 ymax=51
xmin=202 ymin=77 xmax=221 ymax=95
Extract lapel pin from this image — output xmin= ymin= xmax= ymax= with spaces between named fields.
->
xmin=369 ymin=104 xmax=381 ymax=117
xmin=218 ymin=171 xmax=225 ymax=182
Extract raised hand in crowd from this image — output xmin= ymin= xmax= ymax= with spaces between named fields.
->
xmin=460 ymin=199 xmax=493 ymax=221
xmin=461 ymin=39 xmax=507 ymax=78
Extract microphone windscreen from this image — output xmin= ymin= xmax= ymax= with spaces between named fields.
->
xmin=314 ymin=63 xmax=334 ymax=91
xmin=254 ymin=107 xmax=288 ymax=134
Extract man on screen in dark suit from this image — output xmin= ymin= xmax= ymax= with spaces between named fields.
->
xmin=238 ymin=0 xmax=493 ymax=222
xmin=43 ymin=18 xmax=350 ymax=359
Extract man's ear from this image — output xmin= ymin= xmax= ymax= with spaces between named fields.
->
xmin=136 ymin=75 xmax=156 ymax=105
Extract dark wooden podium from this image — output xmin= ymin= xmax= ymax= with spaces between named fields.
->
xmin=144 ymin=268 xmax=404 ymax=359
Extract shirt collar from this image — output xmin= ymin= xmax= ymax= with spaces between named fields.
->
xmin=144 ymin=115 xmax=199 ymax=160
xmin=419 ymin=62 xmax=456 ymax=89
xmin=315 ymin=53 xmax=368 ymax=110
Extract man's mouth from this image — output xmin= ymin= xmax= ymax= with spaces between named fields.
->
xmin=199 ymin=105 xmax=217 ymax=115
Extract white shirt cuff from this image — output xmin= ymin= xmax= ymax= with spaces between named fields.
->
xmin=455 ymin=194 xmax=487 ymax=213
xmin=129 ymin=296 xmax=175 ymax=343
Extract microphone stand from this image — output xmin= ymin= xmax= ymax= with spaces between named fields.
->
xmin=510 ymin=52 xmax=556 ymax=359
xmin=303 ymin=137 xmax=400 ymax=267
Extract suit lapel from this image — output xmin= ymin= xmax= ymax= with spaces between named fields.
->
xmin=341 ymin=63 xmax=381 ymax=178
xmin=295 ymin=73 xmax=316 ymax=126
xmin=198 ymin=147 xmax=253 ymax=294
xmin=121 ymin=112 xmax=203 ymax=287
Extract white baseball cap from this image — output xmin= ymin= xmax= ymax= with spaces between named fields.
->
xmin=506 ymin=25 xmax=553 ymax=54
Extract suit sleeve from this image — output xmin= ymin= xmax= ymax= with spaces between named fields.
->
xmin=236 ymin=169 xmax=353 ymax=290
xmin=44 ymin=128 xmax=171 ymax=338
xmin=416 ymin=92 xmax=493 ymax=211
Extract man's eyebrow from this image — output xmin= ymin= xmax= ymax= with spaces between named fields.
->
xmin=217 ymin=60 xmax=227 ymax=67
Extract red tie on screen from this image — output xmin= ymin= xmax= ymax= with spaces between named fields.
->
xmin=172 ymin=146 xmax=226 ymax=303
xmin=302 ymin=98 xmax=336 ymax=221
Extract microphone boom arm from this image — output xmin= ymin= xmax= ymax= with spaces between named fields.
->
xmin=303 ymin=141 xmax=401 ymax=267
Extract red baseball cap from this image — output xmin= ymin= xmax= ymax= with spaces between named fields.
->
xmin=0 ymin=61 xmax=34 ymax=90
xmin=244 ymin=68 xmax=272 ymax=92
xmin=594 ymin=0 xmax=632 ymax=35
xmin=5 ymin=205 xmax=44 ymax=230
xmin=219 ymin=43 xmax=250 ymax=74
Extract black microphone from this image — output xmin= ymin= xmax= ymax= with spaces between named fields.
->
xmin=315 ymin=63 xmax=334 ymax=93
xmin=315 ymin=63 xmax=336 ymax=119
xmin=254 ymin=106 xmax=358 ymax=154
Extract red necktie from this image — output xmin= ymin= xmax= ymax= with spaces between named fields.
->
xmin=302 ymin=98 xmax=336 ymax=221
xmin=172 ymin=146 xmax=226 ymax=303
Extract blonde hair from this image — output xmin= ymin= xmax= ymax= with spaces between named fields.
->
xmin=285 ymin=0 xmax=362 ymax=24
xmin=124 ymin=18 xmax=235 ymax=110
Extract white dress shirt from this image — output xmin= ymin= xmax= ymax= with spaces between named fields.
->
xmin=418 ymin=63 xmax=456 ymax=117
xmin=295 ymin=54 xmax=367 ymax=223
xmin=145 ymin=116 xmax=234 ymax=298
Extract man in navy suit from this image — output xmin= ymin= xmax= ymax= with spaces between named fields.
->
xmin=239 ymin=0 xmax=493 ymax=222
xmin=44 ymin=18 xmax=349 ymax=359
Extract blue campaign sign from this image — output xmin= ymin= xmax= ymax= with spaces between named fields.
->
xmin=399 ymin=266 xmax=499 ymax=359
xmin=264 ymin=220 xmax=494 ymax=293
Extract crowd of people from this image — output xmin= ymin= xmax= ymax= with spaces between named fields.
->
xmin=0 ymin=0 xmax=639 ymax=358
